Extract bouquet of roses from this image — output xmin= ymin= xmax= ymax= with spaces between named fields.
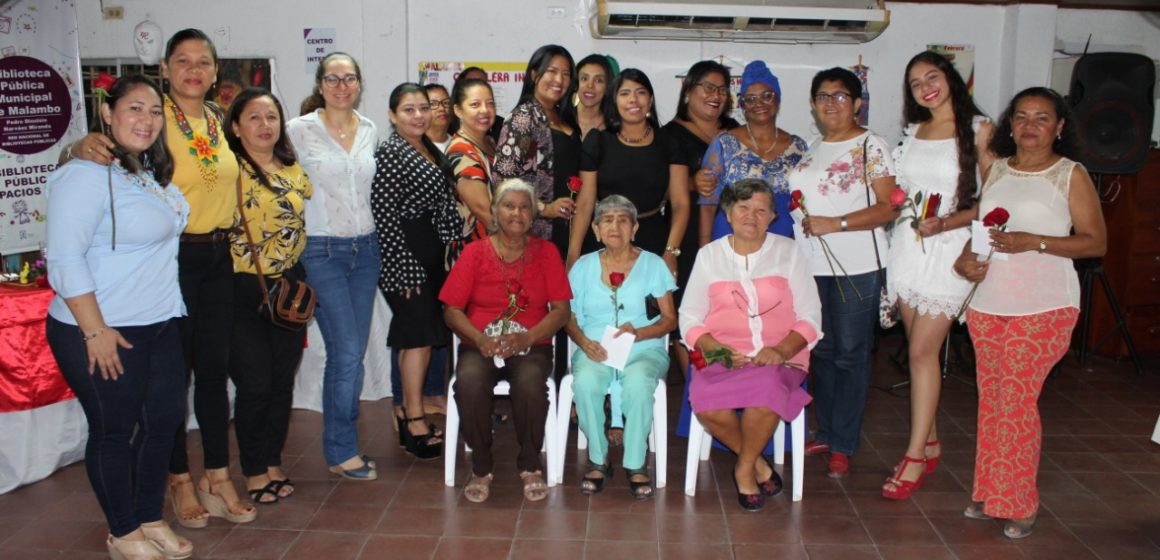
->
xmin=790 ymin=190 xmax=860 ymax=302
xmin=954 ymin=207 xmax=1010 ymax=321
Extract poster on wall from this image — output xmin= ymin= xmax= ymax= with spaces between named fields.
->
xmin=0 ymin=0 xmax=85 ymax=255
xmin=304 ymin=28 xmax=335 ymax=73
xmin=928 ymin=44 xmax=975 ymax=95
xmin=213 ymin=58 xmax=273 ymax=109
xmin=418 ymin=62 xmax=526 ymax=118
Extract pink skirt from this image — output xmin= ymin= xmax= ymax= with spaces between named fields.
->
xmin=689 ymin=362 xmax=812 ymax=421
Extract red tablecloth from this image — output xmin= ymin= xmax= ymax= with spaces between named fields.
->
xmin=0 ymin=284 xmax=71 ymax=413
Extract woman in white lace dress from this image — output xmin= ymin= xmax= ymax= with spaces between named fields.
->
xmin=882 ymin=52 xmax=995 ymax=499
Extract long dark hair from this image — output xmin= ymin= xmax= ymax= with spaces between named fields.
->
xmin=101 ymin=75 xmax=174 ymax=185
xmin=448 ymin=78 xmax=493 ymax=137
xmin=301 ymin=52 xmax=363 ymax=114
xmin=989 ymin=87 xmax=1082 ymax=161
xmin=516 ymin=45 xmax=577 ymax=129
xmin=674 ymin=60 xmax=735 ymax=127
xmin=561 ymin=54 xmax=615 ymax=127
xmin=605 ymin=68 xmax=661 ymax=134
xmin=224 ymin=88 xmax=296 ymax=192
xmin=902 ymin=51 xmax=986 ymax=211
xmin=389 ymin=82 xmax=452 ymax=178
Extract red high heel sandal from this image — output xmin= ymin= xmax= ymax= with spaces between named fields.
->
xmin=925 ymin=440 xmax=941 ymax=474
xmin=882 ymin=456 xmax=929 ymax=500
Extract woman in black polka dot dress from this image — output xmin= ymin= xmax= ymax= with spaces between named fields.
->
xmin=371 ymin=83 xmax=464 ymax=459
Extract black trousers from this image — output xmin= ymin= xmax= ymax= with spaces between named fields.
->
xmin=453 ymin=345 xmax=552 ymax=476
xmin=228 ymin=269 xmax=306 ymax=477
xmin=170 ymin=239 xmax=235 ymax=473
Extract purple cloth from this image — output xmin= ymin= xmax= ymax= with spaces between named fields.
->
xmin=689 ymin=362 xmax=811 ymax=421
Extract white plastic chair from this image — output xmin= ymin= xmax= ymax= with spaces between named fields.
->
xmin=684 ymin=408 xmax=805 ymax=501
xmin=444 ymin=337 xmax=559 ymax=487
xmin=553 ymin=371 xmax=666 ymax=487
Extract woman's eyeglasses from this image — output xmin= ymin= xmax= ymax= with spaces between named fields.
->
xmin=732 ymin=290 xmax=781 ymax=319
xmin=430 ymin=100 xmax=453 ymax=109
xmin=813 ymin=92 xmax=853 ymax=104
xmin=322 ymin=74 xmax=360 ymax=88
xmin=740 ymin=90 xmax=777 ymax=106
xmin=696 ymin=81 xmax=729 ymax=96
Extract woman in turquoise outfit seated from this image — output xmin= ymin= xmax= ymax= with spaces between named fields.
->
xmin=564 ymin=195 xmax=677 ymax=499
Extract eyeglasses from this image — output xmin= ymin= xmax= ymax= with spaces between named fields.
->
xmin=731 ymin=290 xmax=781 ymax=319
xmin=740 ymin=90 xmax=777 ymax=106
xmin=430 ymin=100 xmax=452 ymax=109
xmin=322 ymin=74 xmax=360 ymax=88
xmin=813 ymin=92 xmax=853 ymax=104
xmin=696 ymin=81 xmax=729 ymax=96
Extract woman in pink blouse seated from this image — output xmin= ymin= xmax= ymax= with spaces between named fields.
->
xmin=679 ymin=178 xmax=822 ymax=512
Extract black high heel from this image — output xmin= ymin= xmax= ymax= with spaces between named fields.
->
xmin=401 ymin=408 xmax=442 ymax=460
xmin=396 ymin=412 xmax=443 ymax=448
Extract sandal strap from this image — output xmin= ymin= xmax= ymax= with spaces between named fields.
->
xmin=624 ymin=467 xmax=651 ymax=482
xmin=585 ymin=461 xmax=612 ymax=476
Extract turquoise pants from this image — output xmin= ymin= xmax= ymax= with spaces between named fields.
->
xmin=571 ymin=347 xmax=668 ymax=469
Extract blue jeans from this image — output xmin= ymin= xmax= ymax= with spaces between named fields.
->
xmin=300 ymin=234 xmax=380 ymax=466
xmin=810 ymin=270 xmax=881 ymax=456
xmin=47 ymin=317 xmax=185 ymax=537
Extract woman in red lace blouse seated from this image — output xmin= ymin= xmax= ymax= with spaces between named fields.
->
xmin=439 ymin=178 xmax=572 ymax=504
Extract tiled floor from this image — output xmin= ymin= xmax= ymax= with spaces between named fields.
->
xmin=2 ymin=331 xmax=1158 ymax=559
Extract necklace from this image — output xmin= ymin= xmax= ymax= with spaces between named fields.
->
xmin=166 ymin=95 xmax=220 ymax=189
xmin=329 ymin=112 xmax=356 ymax=140
xmin=746 ymin=123 xmax=780 ymax=156
xmin=618 ymin=125 xmax=652 ymax=144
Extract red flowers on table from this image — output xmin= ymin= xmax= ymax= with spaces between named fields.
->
xmin=955 ymin=206 xmax=1011 ymax=321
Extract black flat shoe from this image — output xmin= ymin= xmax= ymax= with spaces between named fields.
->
xmin=248 ymin=480 xmax=280 ymax=505
xmin=756 ymin=456 xmax=783 ymax=497
xmin=580 ymin=461 xmax=612 ymax=495
xmin=625 ymin=467 xmax=653 ymax=500
xmin=733 ymin=472 xmax=765 ymax=512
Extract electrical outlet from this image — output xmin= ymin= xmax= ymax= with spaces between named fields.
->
xmin=102 ymin=6 xmax=124 ymax=20
xmin=547 ymin=6 xmax=566 ymax=18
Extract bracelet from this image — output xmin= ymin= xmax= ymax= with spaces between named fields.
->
xmin=839 ymin=216 xmax=849 ymax=232
xmin=938 ymin=217 xmax=946 ymax=232
xmin=81 ymin=328 xmax=106 ymax=342
xmin=65 ymin=142 xmax=76 ymax=161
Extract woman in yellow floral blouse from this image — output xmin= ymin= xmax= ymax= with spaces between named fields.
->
xmin=224 ymin=88 xmax=312 ymax=505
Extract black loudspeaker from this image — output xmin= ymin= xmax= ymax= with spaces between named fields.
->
xmin=1068 ymin=52 xmax=1155 ymax=175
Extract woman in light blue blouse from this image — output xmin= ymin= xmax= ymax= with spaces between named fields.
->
xmin=45 ymin=75 xmax=194 ymax=560
xmin=564 ymin=195 xmax=676 ymax=499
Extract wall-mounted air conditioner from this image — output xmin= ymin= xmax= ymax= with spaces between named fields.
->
xmin=591 ymin=0 xmax=890 ymax=44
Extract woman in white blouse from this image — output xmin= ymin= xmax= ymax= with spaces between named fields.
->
xmin=286 ymin=52 xmax=380 ymax=480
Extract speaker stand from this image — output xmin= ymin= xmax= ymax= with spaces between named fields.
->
xmin=1075 ymin=258 xmax=1144 ymax=376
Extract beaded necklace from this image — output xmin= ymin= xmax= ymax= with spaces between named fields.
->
xmin=165 ymin=94 xmax=220 ymax=190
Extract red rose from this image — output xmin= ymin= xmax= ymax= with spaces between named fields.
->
xmin=508 ymin=280 xmax=522 ymax=295
xmin=567 ymin=176 xmax=583 ymax=194
xmin=790 ymin=190 xmax=804 ymax=202
xmin=983 ymin=207 xmax=1010 ymax=228
xmin=609 ymin=272 xmax=625 ymax=288
xmin=516 ymin=294 xmax=530 ymax=309
xmin=788 ymin=199 xmax=801 ymax=211
xmin=35 ymin=275 xmax=49 ymax=288
xmin=889 ymin=187 xmax=907 ymax=208
xmin=689 ymin=348 xmax=707 ymax=370
xmin=923 ymin=193 xmax=942 ymax=219
xmin=93 ymin=72 xmax=117 ymax=95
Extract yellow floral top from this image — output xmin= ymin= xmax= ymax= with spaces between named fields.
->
xmin=164 ymin=101 xmax=240 ymax=233
xmin=230 ymin=161 xmax=313 ymax=276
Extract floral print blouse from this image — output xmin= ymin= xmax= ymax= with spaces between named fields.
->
xmin=230 ymin=160 xmax=313 ymax=276
xmin=494 ymin=100 xmax=554 ymax=239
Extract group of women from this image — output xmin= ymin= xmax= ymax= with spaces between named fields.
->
xmin=41 ymin=28 xmax=1105 ymax=558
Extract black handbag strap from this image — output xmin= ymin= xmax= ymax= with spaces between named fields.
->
xmin=862 ymin=137 xmax=885 ymax=277
xmin=235 ymin=175 xmax=275 ymax=306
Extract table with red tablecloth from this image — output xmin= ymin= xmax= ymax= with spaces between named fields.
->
xmin=0 ymin=284 xmax=86 ymax=494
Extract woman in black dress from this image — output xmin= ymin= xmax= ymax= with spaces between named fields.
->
xmin=661 ymin=60 xmax=739 ymax=373
xmin=568 ymin=68 xmax=689 ymax=274
xmin=371 ymin=83 xmax=463 ymax=459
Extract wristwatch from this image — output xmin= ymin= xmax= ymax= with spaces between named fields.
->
xmin=665 ymin=246 xmax=682 ymax=257
xmin=839 ymin=216 xmax=849 ymax=232
xmin=1038 ymin=237 xmax=1048 ymax=254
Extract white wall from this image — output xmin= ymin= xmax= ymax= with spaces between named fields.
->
xmin=77 ymin=1 xmax=1159 ymax=146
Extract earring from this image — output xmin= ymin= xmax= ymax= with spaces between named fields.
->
xmin=572 ymin=92 xmax=580 ymax=108
xmin=1010 ymin=131 xmax=1014 ymax=137
xmin=1056 ymin=133 xmax=1061 ymax=140
xmin=683 ymin=96 xmax=689 ymax=104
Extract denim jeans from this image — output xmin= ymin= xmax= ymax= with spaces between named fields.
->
xmin=300 ymin=234 xmax=380 ymax=466
xmin=47 ymin=317 xmax=185 ymax=537
xmin=171 ymin=239 xmax=235 ymax=474
xmin=810 ymin=270 xmax=882 ymax=456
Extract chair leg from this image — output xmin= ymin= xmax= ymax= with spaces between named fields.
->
xmin=553 ymin=374 xmax=573 ymax=485
xmin=653 ymin=381 xmax=667 ymax=488
xmin=444 ymin=378 xmax=460 ymax=487
xmin=773 ymin=419 xmax=786 ymax=466
xmin=684 ymin=413 xmax=705 ymax=496
xmin=544 ymin=378 xmax=558 ymax=487
xmin=790 ymin=410 xmax=805 ymax=502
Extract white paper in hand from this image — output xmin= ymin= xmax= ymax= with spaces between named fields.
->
xmin=790 ymin=208 xmax=819 ymax=257
xmin=970 ymin=220 xmax=1008 ymax=261
xmin=599 ymin=325 xmax=635 ymax=371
